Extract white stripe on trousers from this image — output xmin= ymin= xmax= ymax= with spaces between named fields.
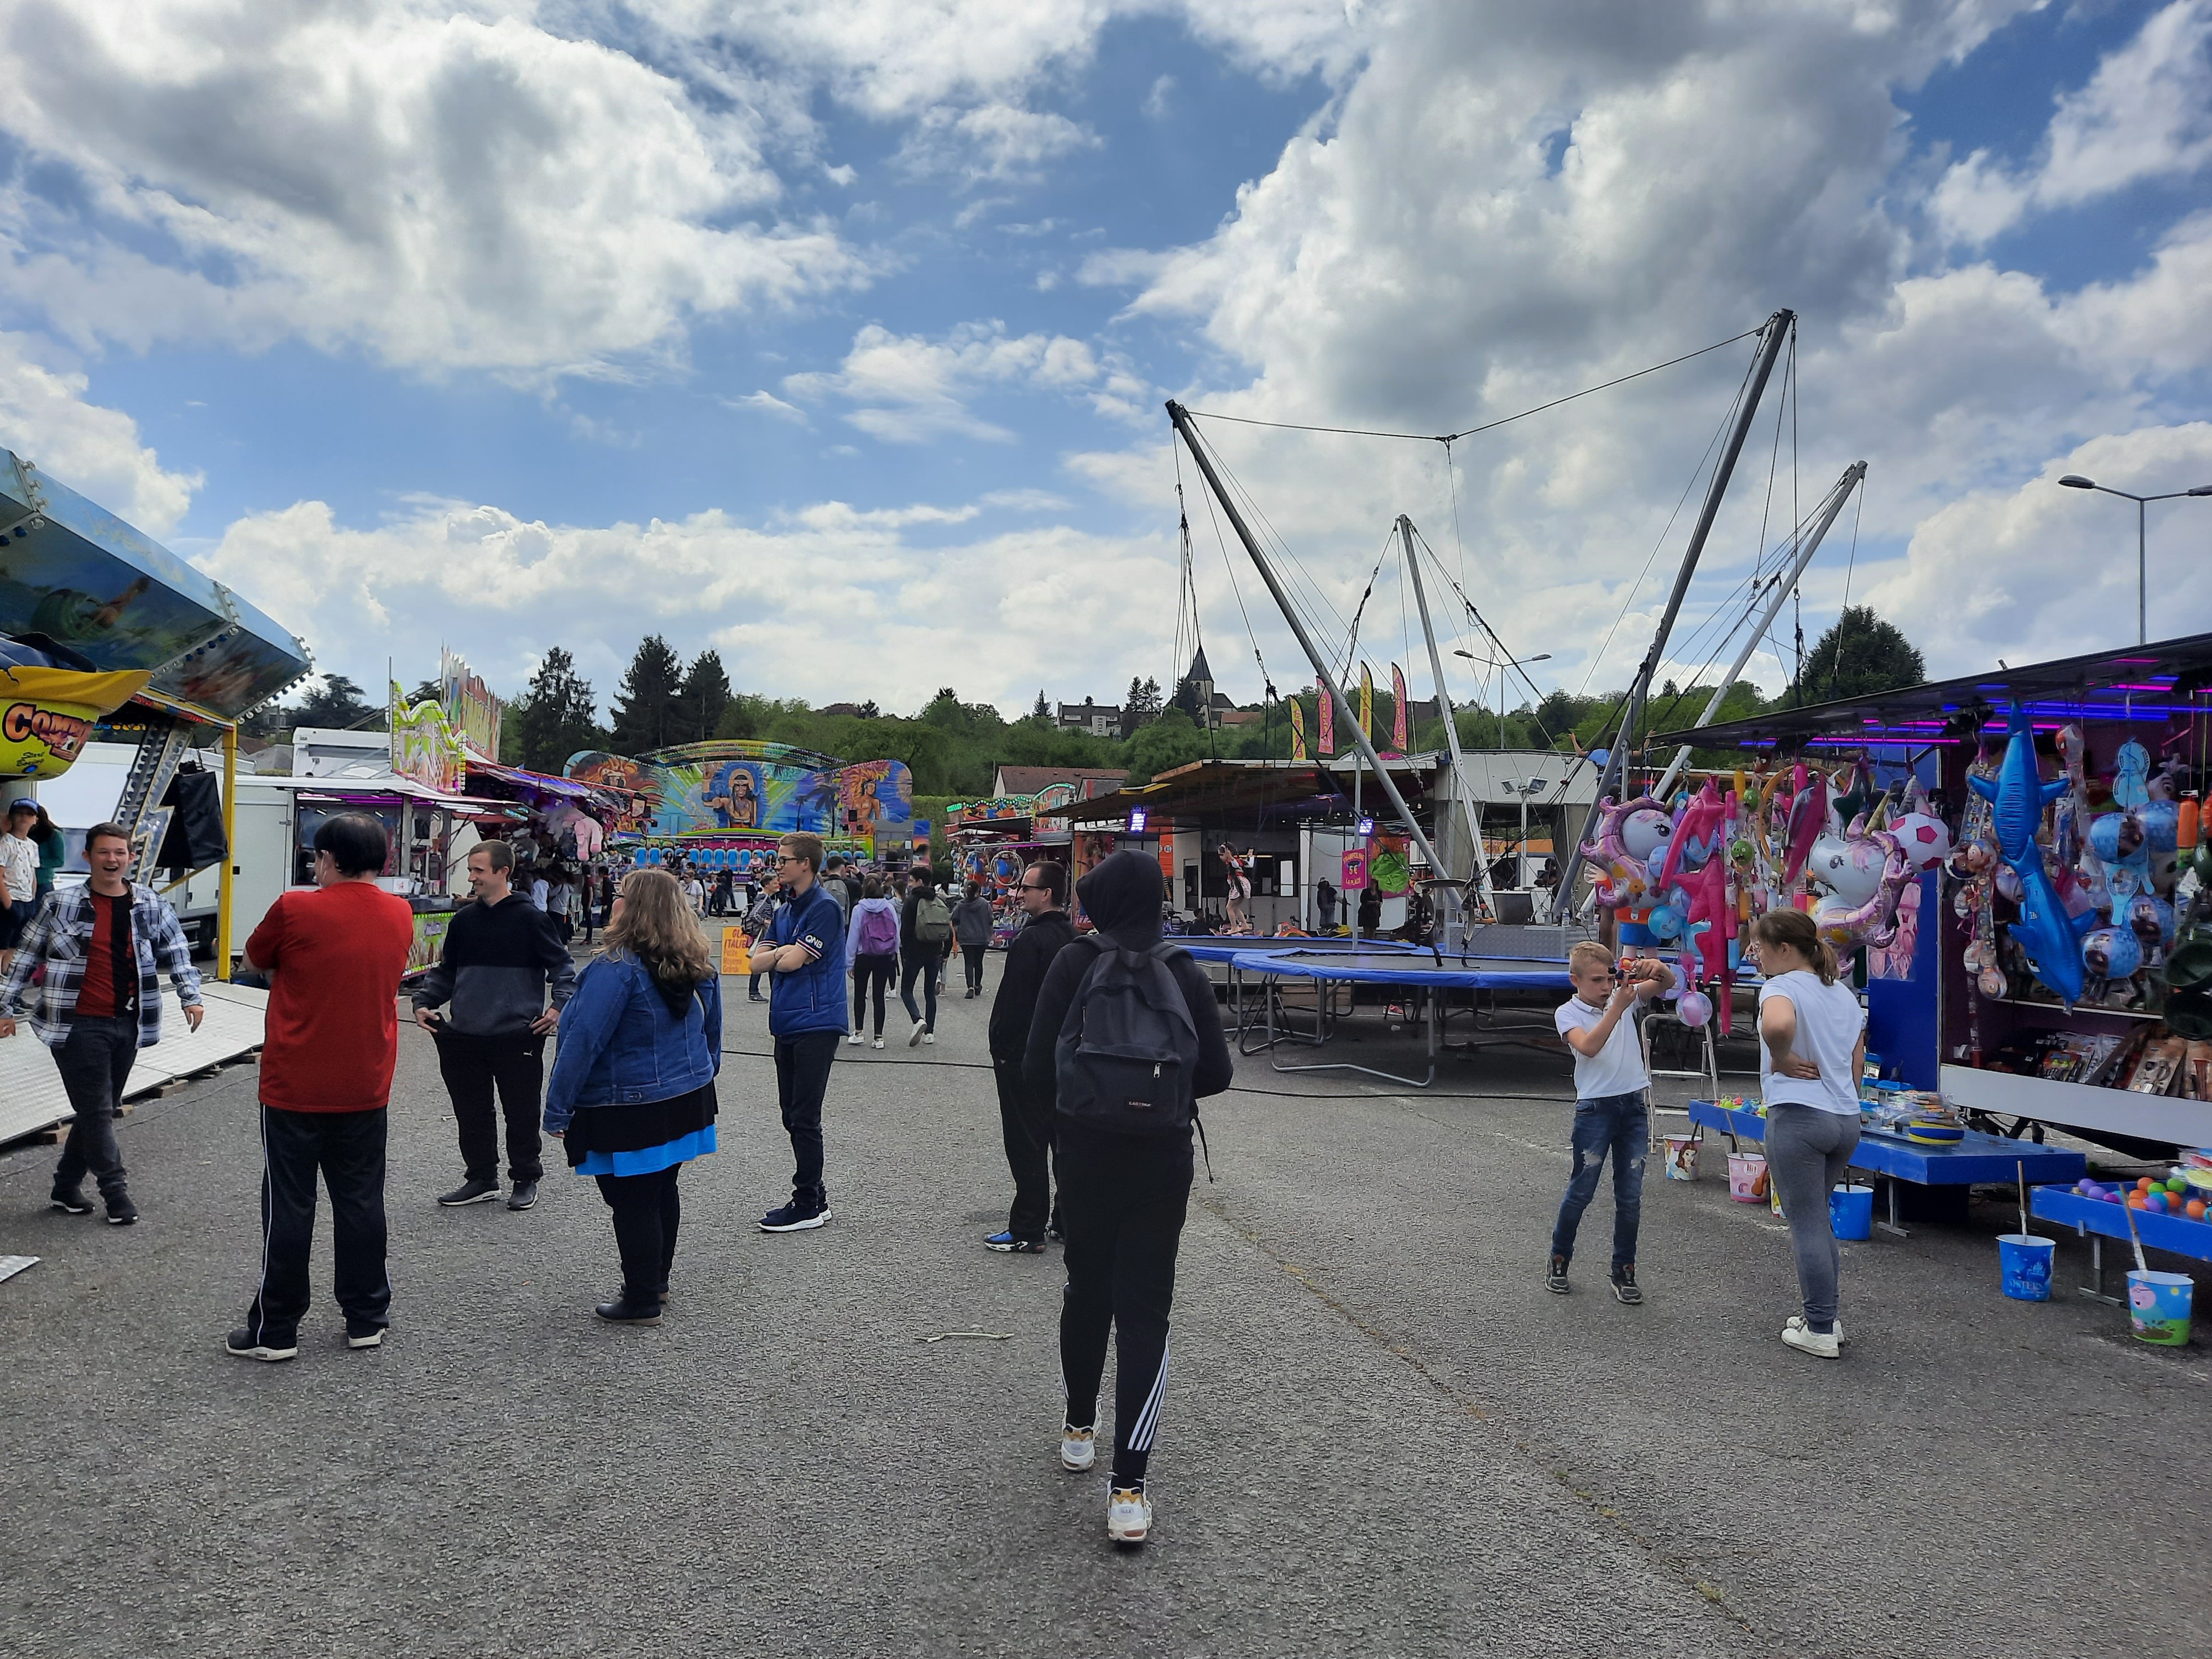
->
xmin=1128 ymin=1334 xmax=1170 ymax=1452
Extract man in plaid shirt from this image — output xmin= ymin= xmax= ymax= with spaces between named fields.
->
xmin=0 ymin=820 xmax=203 ymax=1225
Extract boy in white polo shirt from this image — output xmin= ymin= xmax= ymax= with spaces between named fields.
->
xmin=1548 ymin=940 xmax=1673 ymax=1303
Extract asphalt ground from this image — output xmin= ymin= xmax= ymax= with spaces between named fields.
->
xmin=1 ymin=954 xmax=2204 ymax=1658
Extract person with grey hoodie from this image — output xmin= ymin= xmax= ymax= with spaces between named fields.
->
xmin=412 ymin=839 xmax=577 ymax=1211
xmin=844 ymin=876 xmax=902 ymax=1048
xmin=952 ymin=880 xmax=996 ymax=998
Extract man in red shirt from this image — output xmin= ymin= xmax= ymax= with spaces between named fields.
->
xmin=227 ymin=812 xmax=415 ymax=1363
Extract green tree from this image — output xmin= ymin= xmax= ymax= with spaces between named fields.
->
xmin=1796 ymin=605 xmax=1927 ymax=703
xmin=1032 ymin=689 xmax=1050 ymax=718
xmin=1123 ymin=707 xmax=1208 ymax=785
xmin=672 ymin=649 xmax=732 ymax=745
xmin=610 ymin=635 xmax=684 ymax=754
xmin=1123 ymin=674 xmax=1162 ymax=736
xmin=509 ymin=648 xmax=606 ymax=773
xmin=293 ymin=673 xmax=378 ymax=730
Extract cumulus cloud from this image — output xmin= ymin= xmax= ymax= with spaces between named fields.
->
xmin=192 ymin=491 xmax=1179 ymax=715
xmin=0 ymin=332 xmax=199 ymax=535
xmin=896 ymin=103 xmax=1101 ymax=186
xmin=782 ymin=320 xmax=1138 ymax=440
xmin=1930 ymin=0 xmax=2212 ymax=245
xmin=0 ymin=1 xmax=862 ymax=377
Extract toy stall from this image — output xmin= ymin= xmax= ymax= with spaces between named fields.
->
xmin=1660 ymin=634 xmax=2212 ymax=1338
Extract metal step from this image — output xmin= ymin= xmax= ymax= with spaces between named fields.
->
xmin=112 ymin=721 xmax=193 ymax=875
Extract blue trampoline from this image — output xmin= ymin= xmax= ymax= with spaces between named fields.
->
xmin=1177 ymin=935 xmax=1422 ymax=1042
xmin=1232 ymin=948 xmax=1575 ymax=1088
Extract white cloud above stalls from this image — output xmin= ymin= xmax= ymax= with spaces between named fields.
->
xmin=0 ymin=332 xmax=199 ymax=536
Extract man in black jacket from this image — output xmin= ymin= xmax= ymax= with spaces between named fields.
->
xmin=1021 ymin=849 xmax=1233 ymax=1547
xmin=983 ymin=861 xmax=1074 ymax=1253
xmin=412 ymin=839 xmax=577 ymax=1212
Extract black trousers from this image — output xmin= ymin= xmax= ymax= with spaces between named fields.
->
xmin=959 ymin=941 xmax=987 ymax=993
xmin=899 ymin=946 xmax=941 ymax=1029
xmin=851 ymin=952 xmax=895 ymax=1035
xmin=246 ymin=1105 xmax=390 ymax=1340
xmin=1058 ymin=1125 xmax=1194 ymax=1486
xmin=53 ymin=1014 xmax=140 ymax=1202
xmin=596 ymin=1164 xmax=681 ymax=1302
xmin=993 ymin=1057 xmax=1056 ymax=1243
xmin=774 ymin=1030 xmax=840 ymax=1205
xmin=436 ymin=1030 xmax=545 ymax=1182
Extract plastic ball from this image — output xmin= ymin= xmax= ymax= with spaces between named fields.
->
xmin=1677 ymin=989 xmax=1712 ymax=1028
xmin=1890 ymin=812 xmax=1953 ymax=872
xmin=2081 ymin=926 xmax=2142 ymax=980
xmin=2188 ymin=1199 xmax=2207 ymax=1222
xmin=2138 ymin=1177 xmax=2154 ymax=1191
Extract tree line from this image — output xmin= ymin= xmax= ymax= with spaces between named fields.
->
xmin=247 ymin=607 xmax=1925 ymax=793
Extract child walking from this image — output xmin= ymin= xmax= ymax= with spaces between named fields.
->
xmin=1548 ymin=940 xmax=1673 ymax=1302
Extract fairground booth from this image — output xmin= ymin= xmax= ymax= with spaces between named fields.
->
xmin=947 ymin=768 xmax=1128 ymax=942
xmin=1655 ymin=633 xmax=2211 ymax=1317
xmin=0 ymin=448 xmax=314 ymax=1142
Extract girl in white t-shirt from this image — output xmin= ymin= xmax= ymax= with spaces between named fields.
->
xmin=1751 ymin=907 xmax=1867 ymax=1360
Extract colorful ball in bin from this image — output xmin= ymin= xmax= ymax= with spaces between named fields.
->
xmin=2189 ymin=1199 xmax=2207 ymax=1221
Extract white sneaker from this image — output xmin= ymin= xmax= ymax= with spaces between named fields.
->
xmin=871 ymin=1036 xmax=884 ymax=1050
xmin=1785 ymin=1314 xmax=1846 ymax=1346
xmin=848 ymin=1030 xmax=864 ymax=1046
xmin=922 ymin=1030 xmax=936 ymax=1046
xmin=1107 ymin=1485 xmax=1153 ymax=1545
xmin=1780 ymin=1321 xmax=1840 ymax=1359
xmin=907 ymin=1021 xmax=925 ymax=1048
xmin=1060 ymin=1425 xmax=1095 ymax=1472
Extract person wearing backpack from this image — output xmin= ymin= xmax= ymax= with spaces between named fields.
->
xmin=1021 ymin=849 xmax=1233 ymax=1547
xmin=899 ymin=870 xmax=953 ymax=1047
xmin=844 ymin=876 xmax=902 ymax=1048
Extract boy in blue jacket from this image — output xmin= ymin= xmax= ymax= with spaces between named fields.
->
xmin=745 ymin=832 xmax=847 ymax=1231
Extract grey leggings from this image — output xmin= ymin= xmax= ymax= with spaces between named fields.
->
xmin=1765 ymin=1103 xmax=1861 ymax=1329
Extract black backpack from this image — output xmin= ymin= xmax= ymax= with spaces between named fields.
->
xmin=1054 ymin=936 xmax=1201 ymax=1136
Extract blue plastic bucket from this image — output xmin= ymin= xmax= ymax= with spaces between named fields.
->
xmin=1998 ymin=1233 xmax=2054 ymax=1302
xmin=1829 ymin=1184 xmax=1874 ymax=1241
xmin=2126 ymin=1269 xmax=2194 ymax=1345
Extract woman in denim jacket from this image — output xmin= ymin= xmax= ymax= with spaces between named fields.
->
xmin=545 ymin=868 xmax=722 ymax=1326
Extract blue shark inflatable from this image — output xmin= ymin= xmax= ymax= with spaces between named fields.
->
xmin=1968 ymin=703 xmax=2096 ymax=1006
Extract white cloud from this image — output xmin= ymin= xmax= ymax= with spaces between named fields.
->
xmin=723 ymin=390 xmax=810 ymax=424
xmin=0 ymin=332 xmax=199 ymax=535
xmin=192 ymin=491 xmax=1181 ymax=716
xmin=0 ymin=1 xmax=863 ymax=378
xmin=1930 ymin=0 xmax=2212 ymax=244
xmin=897 ymin=103 xmax=1100 ymax=186
xmin=782 ymin=320 xmax=1121 ymax=441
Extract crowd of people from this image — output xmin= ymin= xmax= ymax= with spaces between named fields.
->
xmin=9 ymin=808 xmax=1872 ymax=1547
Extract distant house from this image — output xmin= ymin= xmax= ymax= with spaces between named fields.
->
xmin=1217 ymin=707 xmax=1268 ymax=729
xmin=1178 ymin=647 xmax=1243 ymax=729
xmin=991 ymin=765 xmax=1130 ymax=801
xmin=1055 ymin=698 xmax=1123 ymax=738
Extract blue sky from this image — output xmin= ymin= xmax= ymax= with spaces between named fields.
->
xmin=1 ymin=0 xmax=2208 ymax=722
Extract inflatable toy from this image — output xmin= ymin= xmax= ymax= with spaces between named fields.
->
xmin=1970 ymin=703 xmax=2095 ymax=1006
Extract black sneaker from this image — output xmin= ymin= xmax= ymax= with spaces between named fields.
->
xmin=226 ymin=1327 xmax=298 ymax=1363
xmin=437 ymin=1178 xmax=501 ymax=1207
xmin=759 ymin=1199 xmax=831 ymax=1233
xmin=507 ymin=1180 xmax=539 ymax=1212
xmin=594 ymin=1296 xmax=662 ymax=1326
xmin=1610 ymin=1264 xmax=1644 ymax=1306
xmin=984 ymin=1231 xmax=1045 ymax=1254
xmin=346 ymin=1320 xmax=385 ymax=1349
xmin=105 ymin=1193 xmax=138 ymax=1227
xmin=49 ymin=1185 xmax=92 ymax=1215
xmin=1546 ymin=1255 xmax=1571 ymax=1295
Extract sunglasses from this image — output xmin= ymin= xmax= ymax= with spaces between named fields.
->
xmin=1017 ymin=881 xmax=1051 ymax=892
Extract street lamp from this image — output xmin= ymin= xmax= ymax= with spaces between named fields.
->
xmin=1453 ymin=649 xmax=1550 ymax=746
xmin=2057 ymin=474 xmax=2212 ymax=646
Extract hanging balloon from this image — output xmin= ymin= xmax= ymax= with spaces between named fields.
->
xmin=1676 ymin=989 xmax=1713 ymax=1028
xmin=1646 ymin=904 xmax=1683 ymax=941
xmin=2082 ymin=926 xmax=2142 ymax=981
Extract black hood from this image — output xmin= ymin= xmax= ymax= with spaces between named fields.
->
xmin=1076 ymin=849 xmax=1164 ymax=951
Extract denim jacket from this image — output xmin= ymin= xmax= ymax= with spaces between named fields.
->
xmin=543 ymin=952 xmax=722 ymax=1131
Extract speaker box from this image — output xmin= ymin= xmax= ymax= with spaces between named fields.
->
xmin=157 ymin=769 xmax=229 ymax=870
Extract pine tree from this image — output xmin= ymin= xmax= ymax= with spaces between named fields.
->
xmin=1032 ymin=689 xmax=1050 ymax=719
xmin=673 ymin=650 xmax=732 ymax=745
xmin=1797 ymin=606 xmax=1927 ymax=704
xmin=610 ymin=635 xmax=684 ymax=754
xmin=510 ymin=648 xmax=604 ymax=773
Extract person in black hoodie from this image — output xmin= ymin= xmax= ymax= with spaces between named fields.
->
xmin=983 ymin=861 xmax=1074 ymax=1253
xmin=1021 ymin=849 xmax=1233 ymax=1547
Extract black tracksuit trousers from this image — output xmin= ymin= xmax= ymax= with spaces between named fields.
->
xmin=246 ymin=1105 xmax=391 ymax=1342
xmin=1057 ymin=1123 xmax=1194 ymax=1487
xmin=993 ymin=1057 xmax=1057 ymax=1243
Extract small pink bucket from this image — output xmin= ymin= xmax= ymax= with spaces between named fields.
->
xmin=1727 ymin=1151 xmax=1768 ymax=1203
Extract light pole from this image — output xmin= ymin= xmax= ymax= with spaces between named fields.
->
xmin=1453 ymin=649 xmax=1550 ymax=747
xmin=2057 ymin=474 xmax=2212 ymax=646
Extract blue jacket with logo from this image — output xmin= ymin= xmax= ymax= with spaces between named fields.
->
xmin=543 ymin=952 xmax=722 ymax=1131
xmin=768 ymin=881 xmax=848 ymax=1037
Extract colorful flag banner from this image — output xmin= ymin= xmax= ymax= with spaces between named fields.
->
xmin=1318 ymin=686 xmax=1334 ymax=756
xmin=1289 ymin=698 xmax=1308 ymax=760
xmin=1358 ymin=662 xmax=1374 ymax=742
xmin=1390 ymin=664 xmax=1409 ymax=754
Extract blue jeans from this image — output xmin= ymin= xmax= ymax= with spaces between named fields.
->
xmin=1550 ymin=1091 xmax=1648 ymax=1271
